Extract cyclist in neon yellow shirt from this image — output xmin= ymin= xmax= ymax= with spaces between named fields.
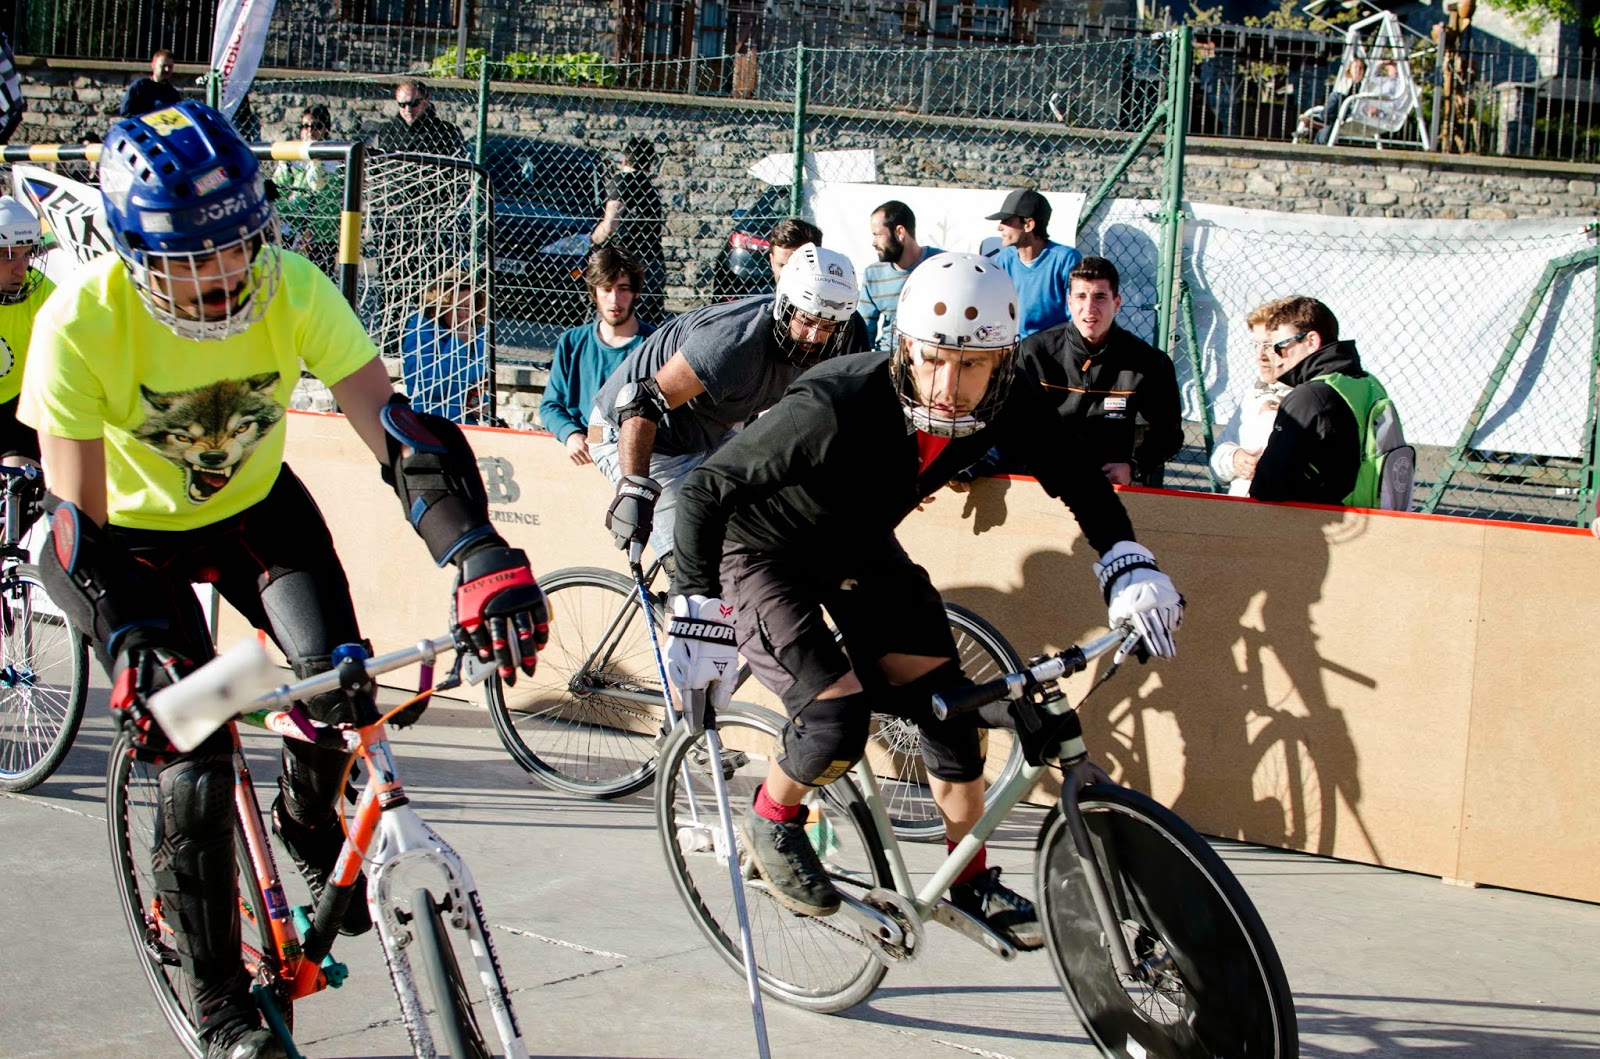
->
xmin=0 ymin=196 xmax=50 ymax=468
xmin=20 ymin=101 xmax=549 ymax=1059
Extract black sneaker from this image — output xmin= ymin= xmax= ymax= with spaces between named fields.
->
xmin=271 ymin=795 xmax=372 ymax=936
xmin=739 ymin=800 xmax=841 ymax=917
xmin=201 ymin=1003 xmax=287 ymax=1059
xmin=949 ymin=866 xmax=1044 ymax=951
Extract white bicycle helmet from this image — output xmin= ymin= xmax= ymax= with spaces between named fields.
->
xmin=771 ymin=242 xmax=859 ymax=365
xmin=891 ymin=252 xmax=1018 ymax=437
xmin=0 ymin=195 xmax=43 ymax=305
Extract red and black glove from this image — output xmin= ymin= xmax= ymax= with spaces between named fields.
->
xmin=453 ymin=544 xmax=548 ymax=684
xmin=109 ymin=631 xmax=195 ymax=763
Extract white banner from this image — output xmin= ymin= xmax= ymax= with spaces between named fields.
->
xmin=12 ymin=164 xmax=114 ymax=284
xmin=211 ymin=0 xmax=277 ymax=119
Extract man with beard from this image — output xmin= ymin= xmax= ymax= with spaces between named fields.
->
xmin=1016 ymin=256 xmax=1182 ymax=487
xmin=541 ymin=248 xmax=654 ymax=466
xmin=859 ymin=200 xmax=940 ymax=352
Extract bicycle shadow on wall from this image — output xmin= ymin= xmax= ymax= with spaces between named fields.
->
xmin=942 ymin=504 xmax=1381 ymax=862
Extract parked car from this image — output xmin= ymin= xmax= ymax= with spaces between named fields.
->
xmin=709 ymin=184 xmax=791 ymax=300
xmin=478 ymin=135 xmax=607 ymax=329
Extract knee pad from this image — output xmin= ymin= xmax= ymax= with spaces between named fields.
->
xmin=155 ymin=757 xmax=242 ymax=976
xmin=884 ymin=661 xmax=985 ymax=784
xmin=778 ymin=690 xmax=872 ymax=787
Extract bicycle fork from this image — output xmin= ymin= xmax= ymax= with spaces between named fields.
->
xmin=1056 ymin=758 xmax=1143 ymax=982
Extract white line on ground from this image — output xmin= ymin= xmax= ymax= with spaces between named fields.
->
xmin=0 ymin=791 xmax=105 ymax=821
xmin=495 ymin=924 xmax=630 ymax=960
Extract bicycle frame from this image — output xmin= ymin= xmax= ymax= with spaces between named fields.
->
xmin=185 ymin=636 xmax=528 ymax=1058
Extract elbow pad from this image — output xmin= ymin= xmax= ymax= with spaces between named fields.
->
xmin=613 ymin=378 xmax=669 ymax=426
xmin=38 ymin=500 xmax=167 ymax=660
xmin=379 ymin=396 xmax=503 ymax=566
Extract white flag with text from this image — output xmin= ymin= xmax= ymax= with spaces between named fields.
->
xmin=211 ymin=0 xmax=277 ymax=118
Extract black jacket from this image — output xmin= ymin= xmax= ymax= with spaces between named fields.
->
xmin=370 ymin=112 xmax=467 ymax=157
xmin=1249 ymin=339 xmax=1366 ymax=505
xmin=1016 ymin=320 xmax=1184 ymax=481
xmin=673 ymin=351 xmax=1135 ymax=598
xmin=121 ymin=77 xmax=183 ymax=118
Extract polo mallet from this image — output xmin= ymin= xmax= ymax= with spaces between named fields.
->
xmin=630 ymin=543 xmax=770 ymax=1059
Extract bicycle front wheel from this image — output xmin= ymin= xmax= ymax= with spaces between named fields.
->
xmin=0 ymin=564 xmax=89 ymax=792
xmin=867 ymin=602 xmax=1027 ymax=841
xmin=656 ymin=701 xmax=892 ymax=1013
xmin=107 ymin=732 xmax=287 ymax=1057
xmin=407 ymin=887 xmax=491 ymax=1059
xmin=1037 ymin=783 xmax=1297 ymax=1058
xmin=486 ymin=566 xmax=665 ymax=798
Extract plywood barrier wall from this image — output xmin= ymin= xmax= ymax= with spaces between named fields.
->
xmin=222 ymin=412 xmax=1600 ymax=903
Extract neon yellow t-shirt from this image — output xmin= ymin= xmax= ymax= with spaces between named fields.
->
xmin=0 ymin=270 xmax=55 ymax=405
xmin=20 ymin=248 xmax=377 ymax=531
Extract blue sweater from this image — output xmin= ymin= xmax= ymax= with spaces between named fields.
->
xmin=401 ymin=312 xmax=488 ymax=424
xmin=540 ymin=319 xmax=653 ymax=441
xmin=994 ymin=241 xmax=1082 ymax=338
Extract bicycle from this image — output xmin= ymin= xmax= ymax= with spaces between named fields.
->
xmin=655 ymin=622 xmax=1299 ymax=1057
xmin=107 ymin=631 xmax=528 ymax=1058
xmin=0 ymin=463 xmax=90 ymax=792
xmin=485 ymin=552 xmax=1027 ymax=838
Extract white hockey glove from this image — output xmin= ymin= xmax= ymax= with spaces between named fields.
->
xmin=666 ymin=594 xmax=739 ymax=714
xmin=1095 ymin=541 xmax=1184 ymax=660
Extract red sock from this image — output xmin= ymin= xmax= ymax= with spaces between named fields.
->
xmin=948 ymin=840 xmax=988 ymax=887
xmin=754 ymin=784 xmax=806 ymax=824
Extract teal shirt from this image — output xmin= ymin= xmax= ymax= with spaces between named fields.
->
xmin=859 ymin=246 xmax=940 ymax=352
xmin=540 ymin=318 xmax=653 ymax=441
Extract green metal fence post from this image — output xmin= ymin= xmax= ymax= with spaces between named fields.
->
xmin=1154 ymin=28 xmax=1191 ymax=356
xmin=1581 ymin=231 xmax=1600 ymax=525
xmin=790 ymin=44 xmax=807 ymax=219
xmin=475 ymin=58 xmax=490 ymax=167
xmin=206 ymin=68 xmax=221 ymax=109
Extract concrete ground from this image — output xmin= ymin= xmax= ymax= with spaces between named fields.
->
xmin=3 ymin=680 xmax=1599 ymax=1058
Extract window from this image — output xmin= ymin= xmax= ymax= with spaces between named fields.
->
xmin=339 ymin=0 xmax=460 ymax=27
xmin=643 ymin=0 xmax=685 ymax=59
xmin=934 ymin=0 xmax=1013 ymax=40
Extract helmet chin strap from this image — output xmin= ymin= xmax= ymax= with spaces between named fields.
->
xmin=903 ymin=403 xmax=984 ymax=438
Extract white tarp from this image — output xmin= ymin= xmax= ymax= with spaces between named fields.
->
xmin=1180 ymin=203 xmax=1595 ymax=456
xmin=211 ymin=0 xmax=278 ymax=119
xmin=807 ymin=181 xmax=1084 ymax=296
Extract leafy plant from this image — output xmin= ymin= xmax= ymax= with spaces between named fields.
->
xmin=431 ymin=49 xmax=618 ymax=87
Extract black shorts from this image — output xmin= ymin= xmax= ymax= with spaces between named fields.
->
xmin=0 ymin=397 xmax=39 ymax=461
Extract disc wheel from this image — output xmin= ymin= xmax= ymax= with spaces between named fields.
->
xmin=0 ymin=564 xmax=89 ymax=792
xmin=1036 ymin=783 xmax=1297 ymax=1057
xmin=408 ymin=887 xmax=491 ymax=1059
xmin=107 ymin=733 xmax=288 ymax=1057
xmin=656 ymin=701 xmax=892 ymax=1013
xmin=867 ymin=602 xmax=1027 ymax=840
xmin=486 ymin=566 xmax=666 ymax=798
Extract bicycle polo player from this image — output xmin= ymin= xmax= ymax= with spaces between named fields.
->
xmin=20 ymin=102 xmax=548 ymax=1059
xmin=664 ymin=253 xmax=1184 ymax=947
xmin=0 ymin=196 xmax=50 ymax=487
xmin=591 ymin=242 xmax=863 ymax=563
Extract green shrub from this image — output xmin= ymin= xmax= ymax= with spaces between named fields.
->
xmin=431 ymin=49 xmax=617 ymax=87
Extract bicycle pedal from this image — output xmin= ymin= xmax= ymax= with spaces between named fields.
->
xmin=676 ymin=823 xmax=717 ymax=855
xmin=931 ymin=898 xmax=1018 ymax=961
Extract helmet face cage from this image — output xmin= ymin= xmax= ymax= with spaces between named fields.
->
xmin=117 ymin=218 xmax=283 ymax=341
xmin=0 ymin=197 xmax=44 ymax=305
xmin=771 ymin=293 xmax=853 ymax=367
xmin=0 ymin=247 xmax=45 ymax=306
xmin=890 ymin=334 xmax=1016 ymax=438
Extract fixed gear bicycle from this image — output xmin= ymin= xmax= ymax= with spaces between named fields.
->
xmin=484 ymin=551 xmax=1026 ymax=838
xmin=107 ymin=632 xmax=527 ymax=1059
xmin=0 ymin=463 xmax=90 ymax=792
xmin=654 ymin=623 xmax=1298 ymax=1057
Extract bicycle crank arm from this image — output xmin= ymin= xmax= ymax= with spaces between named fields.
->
xmin=930 ymin=899 xmax=1018 ymax=961
xmin=835 ymin=890 xmax=908 ymax=949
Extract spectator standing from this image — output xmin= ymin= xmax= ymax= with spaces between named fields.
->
xmin=541 ymin=248 xmax=654 ymax=466
xmin=400 ymin=269 xmax=489 ymax=424
xmin=121 ymin=49 xmax=183 ymax=118
xmin=1211 ymin=307 xmax=1293 ymax=496
xmin=1249 ymin=295 xmax=1406 ymax=507
xmin=0 ymin=32 xmax=23 ymax=144
xmin=987 ymin=188 xmax=1081 ymax=338
xmin=1015 ymin=256 xmax=1182 ymax=487
xmin=592 ymin=137 xmax=666 ymax=324
xmin=370 ymin=79 xmax=467 ymax=157
xmin=859 ymin=200 xmax=940 ymax=352
xmin=767 ymin=216 xmax=823 ymax=281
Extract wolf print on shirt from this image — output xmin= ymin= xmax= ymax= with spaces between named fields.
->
xmin=133 ymin=373 xmax=284 ymax=503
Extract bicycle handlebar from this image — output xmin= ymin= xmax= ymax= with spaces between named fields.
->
xmin=931 ymin=624 xmax=1141 ymax=722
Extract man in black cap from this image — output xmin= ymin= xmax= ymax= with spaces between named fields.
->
xmin=987 ymin=187 xmax=1082 ymax=338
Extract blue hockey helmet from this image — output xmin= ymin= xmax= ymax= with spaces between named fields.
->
xmin=99 ymin=100 xmax=280 ymax=339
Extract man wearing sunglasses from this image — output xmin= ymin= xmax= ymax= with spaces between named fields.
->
xmin=370 ymin=78 xmax=466 ymax=157
xmin=1248 ymin=295 xmax=1401 ymax=507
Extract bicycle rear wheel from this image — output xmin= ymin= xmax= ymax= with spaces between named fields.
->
xmin=106 ymin=732 xmax=287 ymax=1057
xmin=407 ymin=887 xmax=491 ymax=1059
xmin=868 ymin=602 xmax=1027 ymax=841
xmin=0 ymin=564 xmax=89 ymax=792
xmin=1036 ymin=783 xmax=1297 ymax=1058
xmin=656 ymin=701 xmax=892 ymax=1013
xmin=486 ymin=567 xmax=665 ymax=798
